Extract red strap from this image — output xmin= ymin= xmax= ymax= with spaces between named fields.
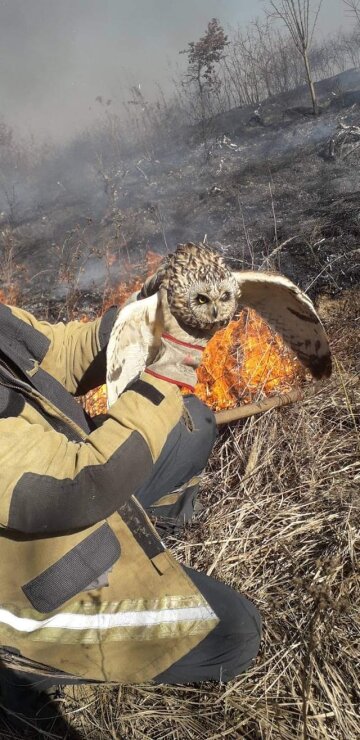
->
xmin=162 ymin=332 xmax=204 ymax=352
xmin=144 ymin=368 xmax=195 ymax=392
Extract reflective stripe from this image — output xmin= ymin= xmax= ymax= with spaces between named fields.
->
xmin=0 ymin=605 xmax=216 ymax=633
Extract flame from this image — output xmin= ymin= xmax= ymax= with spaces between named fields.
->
xmin=195 ymin=310 xmax=304 ymax=411
xmin=104 ymin=250 xmax=163 ymax=308
xmin=0 ymin=286 xmax=21 ymax=305
xmin=83 ymin=383 xmax=107 ymax=417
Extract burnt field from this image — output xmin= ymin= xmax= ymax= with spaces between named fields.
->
xmin=0 ymin=68 xmax=359 ymax=739
xmin=1 ymin=68 xmax=360 ymax=320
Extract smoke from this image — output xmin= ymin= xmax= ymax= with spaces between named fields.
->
xmin=0 ymin=0 xmax=352 ymax=141
xmin=0 ymin=0 xmax=357 ymax=305
xmin=0 ymin=0 xmax=249 ymax=140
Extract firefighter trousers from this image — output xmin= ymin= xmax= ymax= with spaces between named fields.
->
xmin=137 ymin=395 xmax=262 ymax=683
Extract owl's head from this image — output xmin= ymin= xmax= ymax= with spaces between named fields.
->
xmin=165 ymin=243 xmax=238 ymax=331
xmin=186 ymin=277 xmax=238 ymax=329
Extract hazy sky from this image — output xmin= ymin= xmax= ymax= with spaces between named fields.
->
xmin=0 ymin=0 xmax=354 ymax=141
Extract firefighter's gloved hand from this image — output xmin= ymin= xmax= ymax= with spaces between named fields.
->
xmin=122 ymin=290 xmax=141 ymax=307
xmin=140 ymin=263 xmax=167 ymax=299
xmin=123 ymin=262 xmax=167 ymax=306
xmin=144 ymin=289 xmax=211 ymax=392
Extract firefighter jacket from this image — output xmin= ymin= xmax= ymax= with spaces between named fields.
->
xmin=0 ymin=304 xmax=218 ymax=682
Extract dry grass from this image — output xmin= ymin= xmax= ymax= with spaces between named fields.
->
xmin=1 ymin=293 xmax=359 ymax=740
xmin=67 ymin=385 xmax=358 ymax=739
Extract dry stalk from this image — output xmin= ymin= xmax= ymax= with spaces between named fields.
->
xmin=215 ymin=384 xmax=319 ymax=426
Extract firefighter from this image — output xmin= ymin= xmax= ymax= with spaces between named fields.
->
xmin=0 ymin=287 xmax=261 ymax=704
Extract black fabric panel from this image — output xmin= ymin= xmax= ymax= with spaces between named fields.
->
xmin=0 ymin=304 xmax=50 ymax=369
xmin=0 ymin=386 xmax=24 ymax=417
xmin=0 ymin=361 xmax=92 ymax=437
xmin=129 ymin=379 xmax=164 ymax=406
xmin=23 ymin=393 xmax=85 ymax=441
xmin=90 ymin=413 xmax=108 ymax=428
xmin=9 ymin=430 xmax=153 ymax=535
xmin=75 ymin=306 xmax=118 ymax=395
xmin=27 ymin=366 xmax=93 ymax=435
xmin=0 ymin=304 xmax=93 ymax=434
xmin=98 ymin=306 xmax=118 ymax=349
xmin=75 ymin=347 xmax=107 ymax=396
xmin=22 ymin=523 xmax=121 ymax=612
xmin=119 ymin=498 xmax=164 ymax=559
xmin=0 ymin=350 xmax=30 ymax=385
xmin=154 ymin=566 xmax=262 ymax=684
xmin=135 ymin=395 xmax=217 ymax=510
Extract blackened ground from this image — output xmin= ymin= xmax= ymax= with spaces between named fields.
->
xmin=1 ymin=68 xmax=360 ymax=318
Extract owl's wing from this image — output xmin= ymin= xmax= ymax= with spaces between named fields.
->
xmin=106 ymin=293 xmax=163 ymax=407
xmin=232 ymin=271 xmax=332 ymax=379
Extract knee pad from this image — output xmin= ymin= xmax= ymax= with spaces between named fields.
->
xmin=227 ymin=595 xmax=262 ymax=677
xmin=183 ymin=395 xmax=217 ymax=466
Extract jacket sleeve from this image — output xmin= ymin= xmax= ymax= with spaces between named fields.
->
xmin=0 ymin=374 xmax=183 ymax=535
xmin=10 ymin=305 xmax=118 ymax=395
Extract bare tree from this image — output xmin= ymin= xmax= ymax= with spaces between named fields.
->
xmin=180 ymin=19 xmax=229 ymax=141
xmin=337 ymin=28 xmax=360 ymax=67
xmin=221 ymin=19 xmax=306 ymax=106
xmin=268 ymin=0 xmax=323 ymax=114
xmin=343 ymin=0 xmax=360 ymax=24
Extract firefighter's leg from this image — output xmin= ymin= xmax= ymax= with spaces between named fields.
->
xmin=135 ymin=395 xmax=217 ymax=532
xmin=0 ymin=568 xmax=261 ymax=690
xmin=0 ymin=662 xmax=88 ymax=734
xmin=154 ymin=567 xmax=262 ymax=683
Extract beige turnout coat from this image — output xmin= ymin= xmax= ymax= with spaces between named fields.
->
xmin=0 ymin=304 xmax=218 ymax=683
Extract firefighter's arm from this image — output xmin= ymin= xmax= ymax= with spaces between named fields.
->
xmin=10 ymin=305 xmax=117 ymax=395
xmin=0 ymin=374 xmax=183 ymax=535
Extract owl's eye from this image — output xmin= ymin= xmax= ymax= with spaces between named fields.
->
xmin=220 ymin=291 xmax=231 ymax=302
xmin=196 ymin=294 xmax=209 ymax=305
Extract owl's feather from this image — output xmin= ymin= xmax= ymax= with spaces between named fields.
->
xmin=233 ymin=271 xmax=332 ymax=379
xmin=106 ymin=293 xmax=162 ymax=406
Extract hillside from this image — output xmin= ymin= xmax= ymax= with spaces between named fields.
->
xmin=0 ymin=69 xmax=359 ymax=739
xmin=1 ymin=69 xmax=360 ymax=315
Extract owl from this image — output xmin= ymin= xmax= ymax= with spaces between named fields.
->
xmin=106 ymin=243 xmax=332 ymax=407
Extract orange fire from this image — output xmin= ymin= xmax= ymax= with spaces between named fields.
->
xmin=83 ymin=256 xmax=304 ymax=416
xmin=195 ymin=310 xmax=304 ymax=411
xmin=104 ymin=250 xmax=163 ymax=308
xmin=0 ymin=286 xmax=21 ymax=305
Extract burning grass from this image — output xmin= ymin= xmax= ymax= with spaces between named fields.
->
xmin=83 ymin=308 xmax=305 ymax=417
xmin=196 ymin=309 xmax=305 ymax=411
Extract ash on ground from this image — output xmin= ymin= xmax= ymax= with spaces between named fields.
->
xmin=1 ymin=68 xmax=360 ymax=319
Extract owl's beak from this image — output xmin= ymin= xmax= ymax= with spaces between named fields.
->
xmin=212 ymin=305 xmax=218 ymax=319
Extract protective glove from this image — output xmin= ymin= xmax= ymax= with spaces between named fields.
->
xmin=122 ymin=261 xmax=166 ymax=306
xmin=139 ymin=262 xmax=167 ymax=299
xmin=122 ymin=289 xmax=141 ymax=307
xmin=144 ymin=288 xmax=211 ymax=393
